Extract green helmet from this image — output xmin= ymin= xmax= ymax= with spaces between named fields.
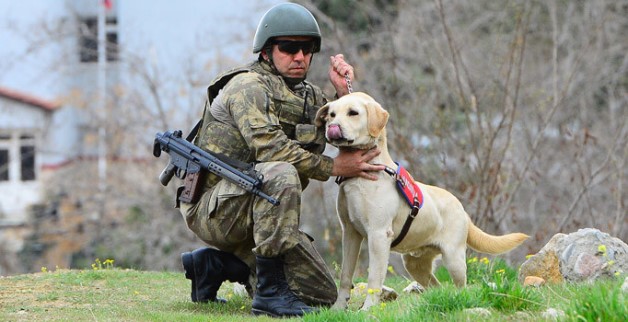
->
xmin=253 ymin=3 xmax=321 ymax=53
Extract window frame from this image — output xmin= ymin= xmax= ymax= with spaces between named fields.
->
xmin=78 ymin=16 xmax=119 ymax=63
xmin=0 ymin=131 xmax=38 ymax=183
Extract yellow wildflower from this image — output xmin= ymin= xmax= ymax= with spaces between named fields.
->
xmin=41 ymin=267 xmax=48 ymax=273
xmin=480 ymin=257 xmax=490 ymax=265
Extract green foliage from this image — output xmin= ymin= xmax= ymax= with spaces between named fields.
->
xmin=565 ymin=279 xmax=628 ymax=322
xmin=1 ymin=259 xmax=626 ymax=321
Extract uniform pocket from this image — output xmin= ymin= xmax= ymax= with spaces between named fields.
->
xmin=210 ymin=181 xmax=253 ymax=245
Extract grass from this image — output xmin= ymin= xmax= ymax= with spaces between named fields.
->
xmin=0 ymin=257 xmax=626 ymax=321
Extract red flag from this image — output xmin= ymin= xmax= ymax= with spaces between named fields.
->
xmin=103 ymin=0 xmax=112 ymax=10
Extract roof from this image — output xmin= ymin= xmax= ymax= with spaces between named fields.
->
xmin=0 ymin=86 xmax=60 ymax=111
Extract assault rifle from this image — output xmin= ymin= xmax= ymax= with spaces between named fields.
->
xmin=153 ymin=130 xmax=279 ymax=206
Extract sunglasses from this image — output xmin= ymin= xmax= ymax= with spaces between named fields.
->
xmin=273 ymin=40 xmax=317 ymax=55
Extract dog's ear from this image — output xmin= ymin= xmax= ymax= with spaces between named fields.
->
xmin=366 ymin=101 xmax=389 ymax=137
xmin=314 ymin=103 xmax=330 ymax=127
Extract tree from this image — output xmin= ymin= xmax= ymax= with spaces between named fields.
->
xmin=298 ymin=0 xmax=627 ymax=266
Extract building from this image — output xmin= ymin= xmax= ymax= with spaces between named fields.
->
xmin=0 ymin=0 xmax=284 ymax=275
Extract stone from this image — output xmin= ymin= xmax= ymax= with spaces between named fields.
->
xmin=464 ymin=307 xmax=491 ymax=317
xmin=232 ymin=282 xmax=248 ymax=297
xmin=523 ymin=275 xmax=546 ymax=287
xmin=352 ymin=282 xmax=399 ymax=301
xmin=519 ymin=228 xmax=627 ymax=283
xmin=541 ymin=308 xmax=565 ymax=320
xmin=518 ymin=250 xmax=564 ymax=283
xmin=402 ymin=281 xmax=425 ymax=294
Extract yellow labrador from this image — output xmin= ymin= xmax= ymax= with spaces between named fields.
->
xmin=315 ymin=92 xmax=528 ymax=311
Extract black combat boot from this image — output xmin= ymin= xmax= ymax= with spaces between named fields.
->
xmin=181 ymin=247 xmax=250 ymax=303
xmin=251 ymin=256 xmax=317 ymax=317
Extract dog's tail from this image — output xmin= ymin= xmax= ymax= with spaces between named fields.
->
xmin=466 ymin=221 xmax=528 ymax=255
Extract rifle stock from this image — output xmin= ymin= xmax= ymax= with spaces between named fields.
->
xmin=153 ymin=130 xmax=279 ymax=206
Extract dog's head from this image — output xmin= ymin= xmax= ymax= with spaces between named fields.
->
xmin=315 ymin=92 xmax=389 ymax=148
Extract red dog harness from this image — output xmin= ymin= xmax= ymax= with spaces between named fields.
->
xmin=386 ymin=163 xmax=424 ymax=247
xmin=335 ymin=162 xmax=424 ymax=247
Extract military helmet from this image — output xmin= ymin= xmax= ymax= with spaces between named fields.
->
xmin=253 ymin=3 xmax=322 ymax=53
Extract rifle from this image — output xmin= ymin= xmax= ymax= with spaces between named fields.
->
xmin=153 ymin=130 xmax=279 ymax=206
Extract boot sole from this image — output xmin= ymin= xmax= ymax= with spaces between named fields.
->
xmin=251 ymin=308 xmax=280 ymax=318
xmin=181 ymin=252 xmax=197 ymax=302
xmin=251 ymin=308 xmax=310 ymax=318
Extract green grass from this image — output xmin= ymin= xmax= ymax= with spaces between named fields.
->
xmin=0 ymin=257 xmax=626 ymax=321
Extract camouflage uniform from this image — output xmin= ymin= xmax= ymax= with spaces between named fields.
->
xmin=179 ymin=60 xmax=337 ymax=306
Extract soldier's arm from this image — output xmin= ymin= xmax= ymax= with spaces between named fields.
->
xmin=224 ymin=74 xmax=333 ymax=181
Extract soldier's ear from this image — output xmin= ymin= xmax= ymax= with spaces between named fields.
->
xmin=315 ymin=104 xmax=330 ymax=127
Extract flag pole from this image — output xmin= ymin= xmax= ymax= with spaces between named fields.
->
xmin=97 ymin=0 xmax=107 ymax=209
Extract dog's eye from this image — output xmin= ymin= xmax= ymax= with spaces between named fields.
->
xmin=330 ymin=112 xmax=336 ymax=118
xmin=348 ymin=109 xmax=359 ymax=116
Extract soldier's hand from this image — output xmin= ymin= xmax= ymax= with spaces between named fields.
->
xmin=332 ymin=148 xmax=385 ymax=181
xmin=329 ymin=54 xmax=354 ymax=97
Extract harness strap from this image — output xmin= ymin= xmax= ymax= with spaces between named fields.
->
xmin=335 ymin=164 xmax=424 ymax=248
xmin=390 ymin=198 xmax=420 ymax=247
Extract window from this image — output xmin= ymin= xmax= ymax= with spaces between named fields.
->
xmin=0 ymin=133 xmax=37 ymax=182
xmin=79 ymin=16 xmax=119 ymax=63
xmin=0 ymin=149 xmax=8 ymax=181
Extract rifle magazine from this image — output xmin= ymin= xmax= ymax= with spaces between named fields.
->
xmin=178 ymin=170 xmax=207 ymax=204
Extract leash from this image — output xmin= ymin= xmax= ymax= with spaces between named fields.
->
xmin=345 ymin=72 xmax=353 ymax=94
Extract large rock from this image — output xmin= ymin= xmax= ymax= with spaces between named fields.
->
xmin=519 ymin=228 xmax=627 ymax=283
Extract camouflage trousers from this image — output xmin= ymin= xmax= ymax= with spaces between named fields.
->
xmin=179 ymin=161 xmax=337 ymax=306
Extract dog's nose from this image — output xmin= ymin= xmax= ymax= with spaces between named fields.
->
xmin=327 ymin=124 xmax=343 ymax=140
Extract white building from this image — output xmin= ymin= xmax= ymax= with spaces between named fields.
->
xmin=0 ymin=0 xmax=284 ymax=274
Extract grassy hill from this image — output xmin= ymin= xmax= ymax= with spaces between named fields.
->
xmin=1 ymin=258 xmax=626 ymax=321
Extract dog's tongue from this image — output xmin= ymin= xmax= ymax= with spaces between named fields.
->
xmin=327 ymin=124 xmax=343 ymax=140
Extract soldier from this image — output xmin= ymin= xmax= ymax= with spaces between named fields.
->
xmin=179 ymin=3 xmax=384 ymax=318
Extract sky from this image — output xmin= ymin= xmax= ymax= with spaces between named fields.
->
xmin=0 ymin=0 xmax=285 ymax=101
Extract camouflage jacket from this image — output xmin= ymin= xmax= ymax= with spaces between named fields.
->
xmin=196 ymin=60 xmax=333 ymax=190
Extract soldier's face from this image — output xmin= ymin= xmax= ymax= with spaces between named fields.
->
xmin=266 ymin=36 xmax=314 ymax=79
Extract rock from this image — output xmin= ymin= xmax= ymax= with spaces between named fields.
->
xmin=518 ymin=250 xmax=564 ymax=283
xmin=232 ymin=282 xmax=248 ymax=297
xmin=353 ymin=282 xmax=399 ymax=301
xmin=523 ymin=275 xmax=546 ymax=287
xmin=519 ymin=228 xmax=627 ymax=283
xmin=622 ymin=277 xmax=628 ymax=293
xmin=464 ymin=307 xmax=491 ymax=317
xmin=541 ymin=308 xmax=566 ymax=320
xmin=402 ymin=281 xmax=425 ymax=294
xmin=380 ymin=285 xmax=398 ymax=301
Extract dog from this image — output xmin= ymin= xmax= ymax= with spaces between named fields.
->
xmin=315 ymin=92 xmax=528 ymax=311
